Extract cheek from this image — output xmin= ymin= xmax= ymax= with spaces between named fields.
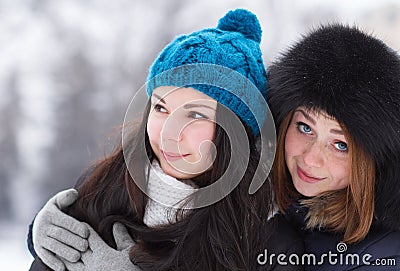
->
xmin=285 ymin=128 xmax=301 ymax=159
xmin=186 ymin=123 xmax=215 ymax=152
xmin=328 ymin=160 xmax=350 ymax=186
xmin=146 ymin=115 xmax=163 ymax=144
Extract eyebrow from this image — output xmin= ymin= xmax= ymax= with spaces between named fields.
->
xmin=183 ymin=103 xmax=216 ymax=111
xmin=152 ymin=93 xmax=216 ymax=111
xmin=152 ymin=94 xmax=165 ymax=104
xmin=296 ymin=109 xmax=344 ymax=135
xmin=330 ymin=129 xmax=344 ymax=135
xmin=296 ymin=109 xmax=316 ymax=125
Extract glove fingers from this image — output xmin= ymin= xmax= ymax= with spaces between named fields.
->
xmin=45 ymin=189 xmax=89 ymax=239
xmin=54 ymin=188 xmax=78 ymax=209
xmin=80 ymin=248 xmax=93 ymax=263
xmin=44 ymin=235 xmax=81 ymax=263
xmin=85 ymin=223 xmax=108 ymax=251
xmin=49 ymin=211 xmax=89 ymax=239
xmin=37 ymin=248 xmax=66 ymax=271
xmin=47 ymin=224 xmax=88 ymax=252
xmin=112 ymin=222 xmax=135 ymax=251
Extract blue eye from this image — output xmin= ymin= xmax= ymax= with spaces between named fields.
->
xmin=296 ymin=122 xmax=312 ymax=134
xmin=334 ymin=142 xmax=348 ymax=152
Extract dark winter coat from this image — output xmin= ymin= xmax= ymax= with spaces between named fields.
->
xmin=285 ymin=203 xmax=400 ymax=271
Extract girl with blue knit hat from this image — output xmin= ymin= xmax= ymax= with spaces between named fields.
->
xmin=27 ymin=9 xmax=303 ymax=271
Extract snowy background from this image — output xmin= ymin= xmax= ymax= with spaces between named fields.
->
xmin=1 ymin=0 xmax=400 ymax=269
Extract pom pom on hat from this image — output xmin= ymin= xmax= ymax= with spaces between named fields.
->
xmin=217 ymin=9 xmax=262 ymax=43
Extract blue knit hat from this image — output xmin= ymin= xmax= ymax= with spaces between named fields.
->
xmin=146 ymin=9 xmax=268 ymax=135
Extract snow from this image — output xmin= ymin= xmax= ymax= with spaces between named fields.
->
xmin=0 ymin=222 xmax=34 ymax=270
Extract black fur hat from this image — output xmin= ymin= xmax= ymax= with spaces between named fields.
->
xmin=268 ymin=24 xmax=400 ymax=230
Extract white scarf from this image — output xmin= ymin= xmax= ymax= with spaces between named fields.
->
xmin=143 ymin=162 xmax=197 ymax=227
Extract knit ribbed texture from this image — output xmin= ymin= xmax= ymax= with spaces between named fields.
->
xmin=143 ymin=162 xmax=197 ymax=227
xmin=146 ymin=9 xmax=268 ymax=135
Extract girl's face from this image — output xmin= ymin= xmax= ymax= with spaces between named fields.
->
xmin=284 ymin=107 xmax=351 ymax=197
xmin=147 ymin=86 xmax=217 ymax=179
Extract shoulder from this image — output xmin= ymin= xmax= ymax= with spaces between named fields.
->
xmin=267 ymin=214 xmax=305 ymax=257
xmin=256 ymin=214 xmax=305 ymax=270
xmin=339 ymin=228 xmax=400 ymax=270
xmin=302 ymin=227 xmax=400 ymax=270
xmin=357 ymin=228 xmax=400 ymax=259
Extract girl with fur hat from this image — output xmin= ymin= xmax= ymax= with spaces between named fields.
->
xmin=27 ymin=9 xmax=304 ymax=271
xmin=268 ymin=24 xmax=400 ymax=270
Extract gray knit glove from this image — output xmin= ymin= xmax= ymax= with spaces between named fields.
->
xmin=64 ymin=222 xmax=141 ymax=271
xmin=32 ymin=189 xmax=89 ymax=271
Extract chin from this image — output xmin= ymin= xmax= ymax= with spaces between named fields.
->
xmin=160 ymin=163 xmax=194 ymax=179
xmin=293 ymin=182 xmax=319 ymax=197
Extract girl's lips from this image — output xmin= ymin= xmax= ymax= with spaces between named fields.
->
xmin=297 ymin=166 xmax=325 ymax=183
xmin=161 ymin=150 xmax=189 ymax=161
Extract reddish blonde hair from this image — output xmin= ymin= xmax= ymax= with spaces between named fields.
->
xmin=273 ymin=109 xmax=375 ymax=244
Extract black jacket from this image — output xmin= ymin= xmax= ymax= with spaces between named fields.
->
xmin=285 ymin=203 xmax=400 ymax=271
xmin=262 ymin=214 xmax=305 ymax=271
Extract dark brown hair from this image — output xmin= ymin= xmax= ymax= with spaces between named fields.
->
xmin=66 ymin=101 xmax=274 ymax=270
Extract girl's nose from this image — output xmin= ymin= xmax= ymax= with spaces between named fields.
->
xmin=302 ymin=141 xmax=324 ymax=168
xmin=161 ymin=115 xmax=186 ymax=142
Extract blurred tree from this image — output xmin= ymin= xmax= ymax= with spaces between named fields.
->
xmin=43 ymin=49 xmax=103 ymax=193
xmin=0 ymin=71 xmax=20 ymax=220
